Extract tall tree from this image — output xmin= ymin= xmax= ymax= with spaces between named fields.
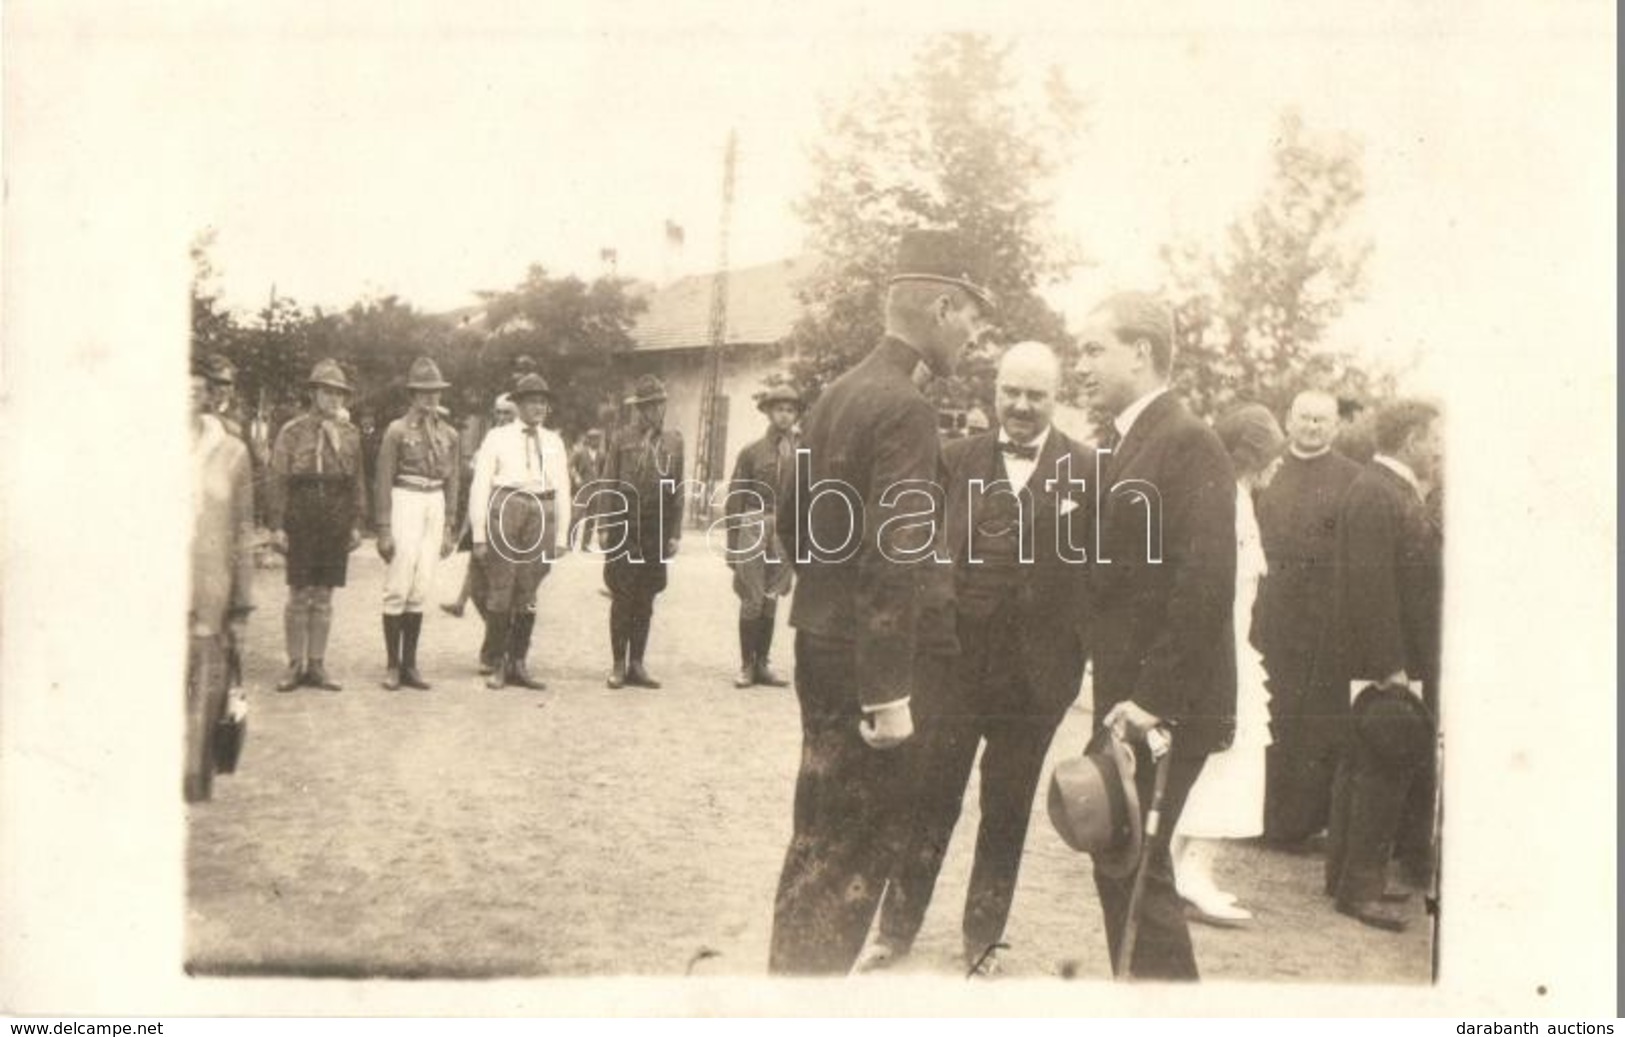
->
xmin=474 ymin=265 xmax=646 ymax=437
xmin=1161 ymin=110 xmax=1385 ymax=420
xmin=783 ymin=34 xmax=1085 ymax=410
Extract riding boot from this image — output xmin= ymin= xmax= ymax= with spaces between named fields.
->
xmin=735 ymin=617 xmax=757 ymax=687
xmin=481 ymin=608 xmax=509 ymax=681
xmin=382 ymin=614 xmax=403 ymax=689
xmin=507 ymin=610 xmax=546 ymax=690
xmin=484 ymin=611 xmax=511 ymax=689
xmin=305 ymin=589 xmax=341 ymax=690
xmin=607 ymin=598 xmax=630 ymax=688
xmin=400 ymin=611 xmax=430 ymax=689
xmin=754 ymin=614 xmax=788 ymax=687
xmin=626 ymin=604 xmax=660 ymax=688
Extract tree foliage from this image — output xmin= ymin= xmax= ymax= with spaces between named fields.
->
xmin=782 ymin=34 xmax=1085 ymax=410
xmin=1161 ymin=110 xmax=1391 ymax=420
xmin=473 ymin=264 xmax=646 ymax=436
xmin=189 ymin=234 xmax=645 ymax=440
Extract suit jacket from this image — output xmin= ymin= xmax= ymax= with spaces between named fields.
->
xmin=1254 ymin=449 xmax=1363 ymax=691
xmin=781 ymin=337 xmax=956 ymax=708
xmin=1325 ymin=461 xmax=1442 ymax=689
xmin=942 ymin=428 xmax=1091 ymax=715
xmin=1085 ymin=391 xmax=1238 ymax=757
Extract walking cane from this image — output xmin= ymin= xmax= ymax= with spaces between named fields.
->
xmin=1115 ymin=726 xmax=1172 ymax=980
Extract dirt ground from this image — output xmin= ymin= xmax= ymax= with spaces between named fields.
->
xmin=186 ymin=541 xmax=1434 ymax=983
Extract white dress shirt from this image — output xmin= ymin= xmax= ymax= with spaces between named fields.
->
xmin=996 ymin=424 xmax=1052 ymax=489
xmin=470 ymin=421 xmax=573 ymax=545
xmin=1112 ymin=386 xmax=1169 ymax=441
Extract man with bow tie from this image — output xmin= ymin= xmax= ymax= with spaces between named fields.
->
xmin=470 ymin=374 xmax=572 ymax=691
xmin=863 ymin=340 xmax=1091 ymax=976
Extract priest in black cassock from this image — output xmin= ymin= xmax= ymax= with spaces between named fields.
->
xmin=1254 ymin=390 xmax=1363 ymax=847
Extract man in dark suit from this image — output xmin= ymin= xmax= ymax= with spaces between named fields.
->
xmin=1323 ymin=399 xmax=1443 ymax=932
xmin=864 ymin=340 xmax=1091 ymax=975
xmin=1255 ymin=389 xmax=1364 ymax=846
xmin=768 ymin=230 xmax=995 ymax=975
xmin=1075 ymin=291 xmax=1237 ymax=980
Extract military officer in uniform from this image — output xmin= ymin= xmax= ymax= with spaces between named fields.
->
xmin=598 ymin=374 xmax=684 ymax=689
xmin=470 ymin=374 xmax=571 ymax=690
xmin=768 ymin=229 xmax=995 ymax=975
xmin=267 ymin=360 xmax=368 ymax=691
xmin=374 ymin=356 xmax=461 ymax=690
xmin=723 ymin=384 xmax=802 ymax=689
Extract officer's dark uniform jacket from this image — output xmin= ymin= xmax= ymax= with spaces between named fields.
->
xmin=778 ymin=337 xmax=956 ymax=709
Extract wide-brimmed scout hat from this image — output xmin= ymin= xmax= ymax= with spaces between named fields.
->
xmin=306 ymin=359 xmax=354 ymax=394
xmin=756 ymin=384 xmax=803 ymax=414
xmin=625 ymin=374 xmax=668 ymax=406
xmin=889 ymin=229 xmax=997 ymax=314
xmin=512 ymin=373 xmax=553 ymax=401
xmin=1047 ymin=726 xmax=1143 ymax=879
xmin=405 ymin=356 xmax=451 ymax=391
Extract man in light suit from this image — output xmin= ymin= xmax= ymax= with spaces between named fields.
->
xmin=1076 ymin=291 xmax=1237 ymax=980
xmin=865 ymin=341 xmax=1091 ymax=975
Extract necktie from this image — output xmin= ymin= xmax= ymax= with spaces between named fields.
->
xmin=999 ymin=440 xmax=1038 ymax=461
xmin=524 ymin=425 xmax=543 ymax=478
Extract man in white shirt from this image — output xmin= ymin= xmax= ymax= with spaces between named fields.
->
xmin=470 ymin=374 xmax=572 ymax=690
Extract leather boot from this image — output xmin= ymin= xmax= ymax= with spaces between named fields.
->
xmin=276 ymin=661 xmax=303 ymax=693
xmin=735 ymin=618 xmax=757 ymax=688
xmin=754 ymin=615 xmax=788 ymax=687
xmin=399 ymin=611 xmax=430 ymax=689
xmin=381 ymin=614 xmax=403 ymax=690
xmin=482 ymin=610 xmax=510 ymax=684
xmin=607 ymin=598 xmax=630 ymax=688
xmin=626 ymin=605 xmax=659 ymax=687
xmin=507 ymin=610 xmax=546 ymax=690
xmin=306 ymin=591 xmax=340 ymax=690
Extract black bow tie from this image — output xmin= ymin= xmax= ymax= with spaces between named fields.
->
xmin=998 ymin=440 xmax=1038 ymax=461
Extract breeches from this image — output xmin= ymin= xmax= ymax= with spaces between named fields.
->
xmin=383 ymin=487 xmax=445 ymax=614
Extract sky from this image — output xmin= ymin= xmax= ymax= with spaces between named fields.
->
xmin=105 ymin=0 xmax=1594 ymax=398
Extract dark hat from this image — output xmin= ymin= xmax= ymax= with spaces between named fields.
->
xmin=889 ymin=229 xmax=997 ymax=313
xmin=1353 ymin=682 xmax=1434 ymax=765
xmin=1047 ymin=727 xmax=1142 ymax=879
xmin=626 ymin=374 xmax=667 ymax=406
xmin=512 ymin=373 xmax=553 ymax=400
xmin=756 ymin=384 xmax=802 ymax=413
xmin=202 ymin=355 xmax=236 ymax=385
xmin=405 ymin=356 xmax=451 ymax=391
xmin=306 ymin=358 xmax=354 ymax=394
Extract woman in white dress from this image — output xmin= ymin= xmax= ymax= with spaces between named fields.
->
xmin=1172 ymin=403 xmax=1285 ymax=924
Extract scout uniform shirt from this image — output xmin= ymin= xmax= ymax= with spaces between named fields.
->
xmin=374 ymin=408 xmax=462 ymax=533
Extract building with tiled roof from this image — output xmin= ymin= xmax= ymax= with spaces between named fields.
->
xmin=620 ymin=256 xmax=813 ymax=508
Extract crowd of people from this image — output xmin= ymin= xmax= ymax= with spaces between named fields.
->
xmin=186 ymin=227 xmax=1442 ymax=981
